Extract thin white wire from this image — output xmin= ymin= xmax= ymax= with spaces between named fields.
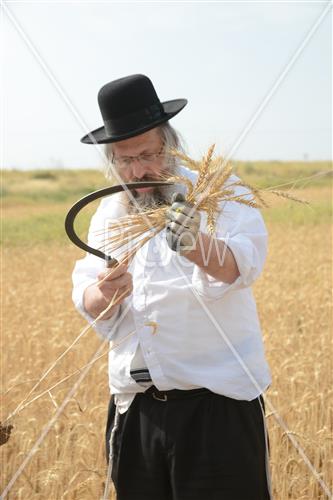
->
xmin=4 ymin=284 xmax=124 ymax=423
xmin=0 ymin=322 xmax=136 ymax=499
xmin=178 ymin=277 xmax=333 ymax=497
xmin=1 ymin=342 xmax=110 ymax=498
xmin=103 ymin=405 xmax=120 ymax=500
xmin=1 ymin=1 xmax=148 ymax=221
xmin=2 ymin=0 xmax=332 ymax=496
xmin=176 ymin=0 xmax=333 ymax=221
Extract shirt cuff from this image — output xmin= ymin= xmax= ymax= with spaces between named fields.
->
xmin=72 ymin=279 xmax=120 ymax=340
xmin=191 ymin=231 xmax=266 ymax=300
xmin=225 ymin=233 xmax=264 ymax=288
xmin=192 ymin=264 xmax=243 ymax=301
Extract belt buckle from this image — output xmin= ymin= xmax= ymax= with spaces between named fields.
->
xmin=152 ymin=391 xmax=168 ymax=402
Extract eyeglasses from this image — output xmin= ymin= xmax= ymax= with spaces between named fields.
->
xmin=112 ymin=145 xmax=165 ymax=170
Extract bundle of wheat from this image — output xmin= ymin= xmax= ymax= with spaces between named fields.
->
xmin=97 ymin=144 xmax=307 ymax=264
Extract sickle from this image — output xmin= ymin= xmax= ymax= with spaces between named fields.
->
xmin=65 ymin=181 xmax=174 ymax=264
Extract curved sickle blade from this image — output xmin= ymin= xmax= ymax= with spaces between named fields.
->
xmin=65 ymin=181 xmax=174 ymax=262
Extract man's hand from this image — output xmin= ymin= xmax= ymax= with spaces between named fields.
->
xmin=83 ymin=263 xmax=133 ymax=320
xmin=166 ymin=193 xmax=201 ymax=254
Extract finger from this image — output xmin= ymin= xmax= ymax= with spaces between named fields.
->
xmin=103 ymin=283 xmax=133 ymax=303
xmin=168 ymin=207 xmax=196 ymax=225
xmin=99 ymin=272 xmax=132 ymax=291
xmin=167 ymin=222 xmax=196 ymax=238
xmin=166 ymin=202 xmax=194 ymax=221
xmin=171 ymin=201 xmax=195 ymax=216
xmin=168 ymin=211 xmax=193 ymax=227
xmin=98 ymin=263 xmax=128 ymax=282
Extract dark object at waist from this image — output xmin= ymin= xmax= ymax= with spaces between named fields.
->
xmin=142 ymin=385 xmax=210 ymax=402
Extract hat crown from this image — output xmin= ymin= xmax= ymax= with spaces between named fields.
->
xmin=98 ymin=74 xmax=160 ymax=121
xmin=80 ymin=73 xmax=187 ymax=144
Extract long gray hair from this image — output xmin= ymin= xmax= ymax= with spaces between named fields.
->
xmin=103 ymin=122 xmax=186 ymax=180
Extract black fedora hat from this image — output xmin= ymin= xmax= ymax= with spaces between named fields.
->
xmin=80 ymin=74 xmax=187 ymax=144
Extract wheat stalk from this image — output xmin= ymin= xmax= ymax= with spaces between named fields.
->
xmin=3 ymin=278 xmax=130 ymax=426
xmin=230 ymin=180 xmax=270 ymax=208
xmin=265 ymin=189 xmax=309 ymax=204
xmin=168 ymin=148 xmax=201 ymax=170
xmin=159 ymin=172 xmax=194 ymax=199
xmin=193 ymin=144 xmax=216 ymax=195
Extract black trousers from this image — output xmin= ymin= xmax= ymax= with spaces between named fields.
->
xmin=105 ymin=388 xmax=271 ymax=500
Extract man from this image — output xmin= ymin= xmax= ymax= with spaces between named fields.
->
xmin=72 ymin=74 xmax=272 ymax=499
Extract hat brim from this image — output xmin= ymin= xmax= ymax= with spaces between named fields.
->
xmin=80 ymin=98 xmax=187 ymax=144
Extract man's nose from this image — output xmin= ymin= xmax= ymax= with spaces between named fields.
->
xmin=131 ymin=161 xmax=145 ymax=179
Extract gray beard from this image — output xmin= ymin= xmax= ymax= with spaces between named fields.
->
xmin=124 ymin=163 xmax=179 ymax=214
xmin=127 ymin=183 xmax=176 ymax=214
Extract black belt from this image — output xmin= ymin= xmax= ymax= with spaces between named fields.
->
xmin=143 ymin=385 xmax=210 ymax=402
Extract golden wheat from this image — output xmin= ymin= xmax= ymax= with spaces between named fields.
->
xmin=1 ymin=184 xmax=331 ymax=499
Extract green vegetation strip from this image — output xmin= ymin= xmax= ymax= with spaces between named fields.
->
xmin=1 ymin=164 xmax=332 ymax=246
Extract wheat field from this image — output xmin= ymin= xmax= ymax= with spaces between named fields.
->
xmin=1 ymin=167 xmax=332 ymax=499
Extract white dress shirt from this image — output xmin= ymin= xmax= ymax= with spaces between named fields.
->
xmin=72 ymin=165 xmax=271 ymax=413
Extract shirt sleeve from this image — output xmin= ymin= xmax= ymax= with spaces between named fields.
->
xmin=192 ymin=178 xmax=268 ymax=300
xmin=71 ymin=196 xmax=121 ymax=340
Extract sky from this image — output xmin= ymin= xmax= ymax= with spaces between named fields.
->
xmin=2 ymin=1 xmax=332 ymax=169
